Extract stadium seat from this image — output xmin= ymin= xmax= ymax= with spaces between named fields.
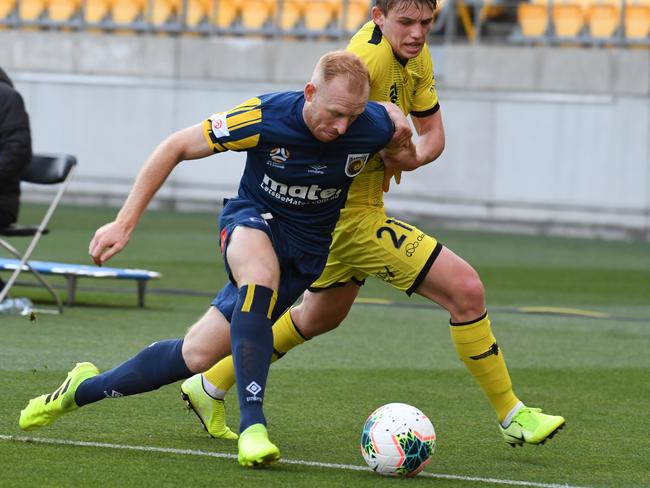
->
xmin=517 ymin=2 xmax=549 ymax=37
xmin=184 ymin=0 xmax=211 ymax=27
xmin=552 ymin=1 xmax=585 ymax=37
xmin=304 ymin=0 xmax=337 ymax=31
xmin=0 ymin=154 xmax=77 ymax=314
xmin=214 ymin=0 xmax=240 ymax=28
xmin=342 ymin=0 xmax=370 ymax=31
xmin=111 ymin=0 xmax=146 ymax=24
xmin=278 ymin=0 xmax=302 ymax=31
xmin=0 ymin=0 xmax=16 ymax=19
xmin=83 ymin=0 xmax=111 ymax=23
xmin=624 ymin=4 xmax=650 ymax=39
xmin=48 ymin=0 xmax=80 ymax=21
xmin=241 ymin=0 xmax=275 ymax=29
xmin=151 ymin=0 xmax=179 ymax=25
xmin=587 ymin=1 xmax=621 ymax=39
xmin=18 ymin=0 xmax=47 ymax=21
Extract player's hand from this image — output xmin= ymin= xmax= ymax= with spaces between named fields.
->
xmin=382 ymin=167 xmax=402 ymax=193
xmin=380 ymin=137 xmax=416 ymax=190
xmin=89 ymin=221 xmax=132 ymax=266
xmin=381 ymin=137 xmax=417 ymax=166
xmin=389 ymin=117 xmax=412 ymax=150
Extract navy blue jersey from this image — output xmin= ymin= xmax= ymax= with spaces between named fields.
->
xmin=203 ymin=91 xmax=394 ymax=254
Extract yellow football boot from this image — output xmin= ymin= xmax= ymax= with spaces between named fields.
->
xmin=19 ymin=362 xmax=99 ymax=430
xmin=237 ymin=423 xmax=280 ymax=468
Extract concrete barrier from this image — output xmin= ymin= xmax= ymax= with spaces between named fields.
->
xmin=2 ymin=31 xmax=649 ymax=240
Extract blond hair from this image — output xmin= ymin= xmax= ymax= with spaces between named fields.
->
xmin=375 ymin=0 xmax=437 ymax=14
xmin=312 ymin=51 xmax=370 ymax=94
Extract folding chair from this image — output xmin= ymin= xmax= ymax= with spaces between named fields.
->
xmin=0 ymin=153 xmax=77 ymax=313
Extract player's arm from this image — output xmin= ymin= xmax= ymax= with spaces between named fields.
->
xmin=89 ymin=123 xmax=211 ymax=265
xmin=377 ymin=101 xmax=413 ymax=149
xmin=391 ymin=44 xmax=445 ymax=171
xmin=379 ymin=110 xmax=443 ymax=191
xmin=411 ymin=109 xmax=445 ymax=169
xmin=374 ymin=102 xmax=417 ymax=192
xmin=383 ymin=110 xmax=444 ymax=171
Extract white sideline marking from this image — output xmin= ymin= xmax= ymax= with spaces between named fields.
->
xmin=0 ymin=434 xmax=590 ymax=488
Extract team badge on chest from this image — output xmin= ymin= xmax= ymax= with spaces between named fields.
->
xmin=345 ymin=153 xmax=370 ymax=177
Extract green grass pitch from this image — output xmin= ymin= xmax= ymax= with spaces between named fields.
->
xmin=1 ymin=204 xmax=649 ymax=487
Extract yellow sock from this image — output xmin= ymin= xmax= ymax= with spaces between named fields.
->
xmin=203 ymin=309 xmax=306 ymax=393
xmin=270 ymin=308 xmax=307 ymax=358
xmin=203 ymin=356 xmax=236 ymax=394
xmin=449 ymin=312 xmax=520 ymax=423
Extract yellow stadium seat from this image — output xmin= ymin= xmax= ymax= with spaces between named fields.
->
xmin=572 ymin=0 xmax=593 ymax=9
xmin=304 ymin=0 xmax=337 ymax=30
xmin=84 ymin=0 xmax=110 ymax=22
xmin=279 ymin=0 xmax=302 ymax=30
xmin=48 ymin=0 xmax=79 ymax=21
xmin=111 ymin=0 xmax=146 ymax=23
xmin=19 ymin=0 xmax=47 ymax=20
xmin=151 ymin=0 xmax=179 ymax=24
xmin=624 ymin=4 xmax=650 ymax=38
xmin=241 ymin=0 xmax=274 ymax=29
xmin=0 ymin=0 xmax=16 ymax=19
xmin=587 ymin=2 xmax=620 ymax=39
xmin=343 ymin=0 xmax=370 ymax=31
xmin=517 ymin=2 xmax=549 ymax=37
xmin=552 ymin=1 xmax=585 ymax=37
xmin=214 ymin=0 xmax=240 ymax=28
xmin=185 ymin=0 xmax=211 ymax=26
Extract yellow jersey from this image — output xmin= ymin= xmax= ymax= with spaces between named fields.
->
xmin=345 ymin=20 xmax=440 ymax=208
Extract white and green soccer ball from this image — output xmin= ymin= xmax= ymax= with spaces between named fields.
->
xmin=360 ymin=402 xmax=436 ymax=477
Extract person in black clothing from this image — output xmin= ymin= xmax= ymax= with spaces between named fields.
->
xmin=0 ymin=67 xmax=32 ymax=293
xmin=0 ymin=67 xmax=32 ymax=230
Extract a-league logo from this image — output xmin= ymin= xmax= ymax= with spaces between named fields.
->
xmin=270 ymin=147 xmax=290 ymax=163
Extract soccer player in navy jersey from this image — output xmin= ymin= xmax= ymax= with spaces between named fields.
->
xmin=18 ymin=50 xmax=402 ymax=467
xmin=183 ymin=0 xmax=564 ymax=448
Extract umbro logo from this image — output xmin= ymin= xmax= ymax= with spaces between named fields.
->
xmin=104 ymin=390 xmax=124 ymax=398
xmin=308 ymin=164 xmax=327 ymax=175
xmin=246 ymin=381 xmax=262 ymax=395
xmin=470 ymin=342 xmax=499 ymax=360
xmin=245 ymin=381 xmax=263 ymax=403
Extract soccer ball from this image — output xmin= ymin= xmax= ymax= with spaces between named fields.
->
xmin=360 ymin=403 xmax=436 ymax=477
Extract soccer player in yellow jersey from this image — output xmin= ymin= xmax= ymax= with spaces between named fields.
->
xmin=182 ymin=0 xmax=566 ymax=447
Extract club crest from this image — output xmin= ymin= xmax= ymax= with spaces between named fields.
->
xmin=345 ymin=153 xmax=369 ymax=177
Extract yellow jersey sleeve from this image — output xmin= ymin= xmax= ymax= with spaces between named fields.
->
xmin=202 ymin=97 xmax=262 ymax=153
xmin=410 ymin=44 xmax=439 ymax=117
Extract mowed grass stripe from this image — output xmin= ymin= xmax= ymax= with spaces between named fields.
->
xmin=0 ymin=434 xmax=592 ymax=488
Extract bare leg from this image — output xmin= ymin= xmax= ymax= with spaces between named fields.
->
xmin=292 ymin=281 xmax=361 ymax=338
xmin=182 ymin=306 xmax=233 ymax=373
xmin=416 ymin=246 xmax=519 ymax=423
xmin=415 ymin=246 xmax=485 ymax=321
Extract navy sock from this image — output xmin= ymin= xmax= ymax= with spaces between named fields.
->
xmin=75 ymin=338 xmax=192 ymax=406
xmin=231 ymin=284 xmax=277 ymax=432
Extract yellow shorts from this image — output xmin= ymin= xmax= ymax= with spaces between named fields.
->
xmin=310 ymin=207 xmax=442 ymax=295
